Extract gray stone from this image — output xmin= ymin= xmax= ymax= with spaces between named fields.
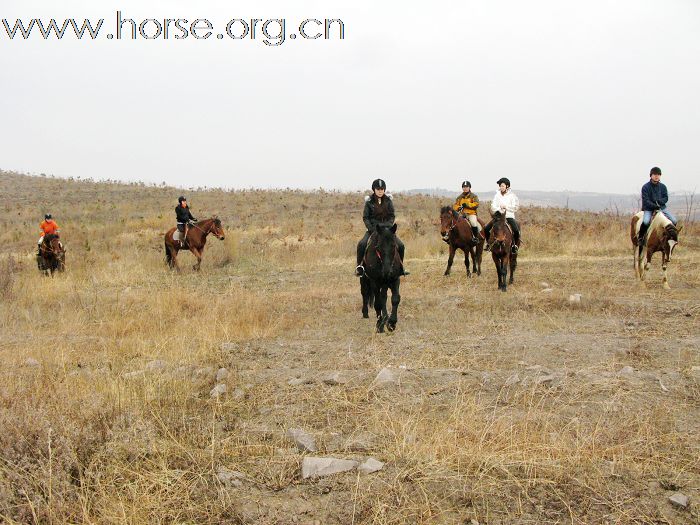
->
xmin=301 ymin=457 xmax=359 ymax=479
xmin=568 ymin=293 xmax=582 ymax=304
xmin=358 ymin=457 xmax=384 ymax=474
xmin=504 ymin=373 xmax=520 ymax=387
xmin=194 ymin=366 xmax=216 ymax=380
xmin=146 ymin=360 xmax=167 ymax=371
xmin=321 ymin=372 xmax=347 ymax=386
xmin=216 ymin=466 xmax=245 ymax=488
xmin=619 ymin=366 xmax=634 ymax=376
xmin=288 ymin=376 xmax=315 ymax=386
xmin=535 ymin=374 xmax=557 ymax=386
xmin=373 ymin=367 xmax=400 ymax=387
xmin=541 ymin=288 xmax=553 ymax=294
xmin=539 ymin=282 xmax=550 ymax=289
xmin=216 ymin=367 xmax=229 ymax=383
xmin=232 ymin=388 xmax=245 ymax=400
xmin=210 ymin=383 xmax=227 ymax=398
xmin=669 ymin=492 xmax=689 ymax=509
xmin=25 ymin=358 xmax=40 ymax=367
xmin=220 ymin=342 xmax=238 ymax=352
xmin=123 ymin=370 xmax=144 ymax=379
xmin=287 ymin=428 xmax=317 ymax=452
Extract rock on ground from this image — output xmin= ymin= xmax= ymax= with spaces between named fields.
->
xmin=216 ymin=367 xmax=229 ymax=382
xmin=287 ymin=428 xmax=317 ymax=452
xmin=668 ymin=492 xmax=689 ymax=509
xmin=210 ymin=383 xmax=227 ymax=398
xmin=301 ymin=457 xmax=359 ymax=479
xmin=358 ymin=457 xmax=384 ymax=474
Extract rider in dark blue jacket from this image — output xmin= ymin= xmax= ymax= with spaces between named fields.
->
xmin=638 ymin=167 xmax=677 ymax=247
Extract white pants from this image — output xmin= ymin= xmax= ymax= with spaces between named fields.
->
xmin=38 ymin=236 xmax=44 ymax=245
xmin=464 ymin=215 xmax=479 ymax=228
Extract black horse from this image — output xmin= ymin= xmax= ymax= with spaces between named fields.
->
xmin=360 ymin=274 xmax=375 ymax=318
xmin=361 ymin=224 xmax=402 ymax=332
xmin=489 ymin=212 xmax=518 ymax=291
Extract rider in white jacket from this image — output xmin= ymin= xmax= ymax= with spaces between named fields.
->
xmin=484 ymin=177 xmax=521 ymax=252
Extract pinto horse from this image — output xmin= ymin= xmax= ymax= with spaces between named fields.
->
xmin=631 ymin=211 xmax=679 ymax=289
xmin=38 ymin=233 xmax=65 ymax=276
xmin=362 ymin=223 xmax=402 ymax=333
xmin=164 ymin=217 xmax=225 ymax=272
xmin=439 ymin=206 xmax=484 ymax=277
xmin=489 ymin=212 xmax=518 ymax=291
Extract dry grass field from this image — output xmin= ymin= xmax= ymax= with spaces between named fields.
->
xmin=1 ymin=170 xmax=699 ymax=524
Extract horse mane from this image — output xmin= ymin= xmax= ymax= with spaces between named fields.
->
xmin=440 ymin=205 xmax=453 ymax=215
xmin=44 ymin=233 xmax=60 ymax=243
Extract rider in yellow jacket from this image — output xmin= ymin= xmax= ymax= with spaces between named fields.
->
xmin=452 ymin=181 xmax=480 ymax=243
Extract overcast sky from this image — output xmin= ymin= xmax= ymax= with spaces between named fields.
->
xmin=1 ymin=0 xmax=698 ymax=193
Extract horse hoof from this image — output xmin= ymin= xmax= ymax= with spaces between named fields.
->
xmin=363 ymin=313 xmax=369 ymax=319
xmin=387 ymin=322 xmax=396 ymax=332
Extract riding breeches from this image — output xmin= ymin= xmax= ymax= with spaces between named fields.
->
xmin=484 ymin=218 xmax=520 ymax=241
xmin=357 ymin=232 xmax=405 ymax=265
xmin=463 ymin=214 xmax=479 ymax=228
xmin=643 ymin=209 xmax=677 ymax=226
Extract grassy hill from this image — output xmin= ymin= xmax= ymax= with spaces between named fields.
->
xmin=1 ymin=170 xmax=699 ymax=524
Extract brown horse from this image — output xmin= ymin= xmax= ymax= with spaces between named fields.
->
xmin=164 ymin=217 xmax=225 ymax=272
xmin=631 ymin=211 xmax=679 ymax=289
xmin=439 ymin=206 xmax=484 ymax=277
xmin=489 ymin=212 xmax=517 ymax=291
xmin=38 ymin=233 xmax=66 ymax=276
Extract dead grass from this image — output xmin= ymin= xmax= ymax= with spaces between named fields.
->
xmin=0 ymin=170 xmax=699 ymax=524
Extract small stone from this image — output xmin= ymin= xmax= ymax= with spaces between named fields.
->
xmin=373 ymin=367 xmax=400 ymax=387
xmin=216 ymin=368 xmax=229 ymax=383
xmin=24 ymin=358 xmax=40 ymax=367
xmin=210 ymin=383 xmax=227 ymax=398
xmin=619 ymin=366 xmax=634 ymax=376
xmin=288 ymin=377 xmax=315 ymax=386
xmin=358 ymin=457 xmax=384 ymax=474
xmin=216 ymin=466 xmax=245 ymax=488
xmin=668 ymin=492 xmax=689 ymax=509
xmin=535 ymin=374 xmax=556 ymax=386
xmin=568 ymin=293 xmax=582 ymax=304
xmin=504 ymin=373 xmax=520 ymax=387
xmin=146 ymin=360 xmax=167 ymax=371
xmin=193 ymin=366 xmax=215 ymax=380
xmin=541 ymin=288 xmax=553 ymax=294
xmin=232 ymin=388 xmax=245 ymax=400
xmin=301 ymin=457 xmax=358 ymax=479
xmin=321 ymin=372 xmax=347 ymax=385
xmin=539 ymin=282 xmax=550 ymax=289
xmin=287 ymin=428 xmax=317 ymax=452
xmin=220 ymin=342 xmax=238 ymax=352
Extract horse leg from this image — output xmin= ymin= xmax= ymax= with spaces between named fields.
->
xmin=444 ymin=245 xmax=455 ymax=276
xmin=464 ymin=248 xmax=471 ymax=278
xmin=662 ymin=253 xmax=671 ymax=290
xmin=360 ymin=276 xmax=370 ymax=318
xmin=376 ymin=286 xmax=389 ymax=333
xmin=387 ymin=280 xmax=401 ymax=332
xmin=509 ymin=253 xmax=517 ymax=285
xmin=190 ymin=247 xmax=202 ymax=271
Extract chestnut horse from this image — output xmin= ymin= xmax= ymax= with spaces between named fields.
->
xmin=489 ymin=212 xmax=518 ymax=291
xmin=164 ymin=217 xmax=225 ymax=272
xmin=439 ymin=206 xmax=484 ymax=277
xmin=631 ymin=211 xmax=679 ymax=289
xmin=361 ymin=224 xmax=402 ymax=333
xmin=38 ymin=233 xmax=66 ymax=276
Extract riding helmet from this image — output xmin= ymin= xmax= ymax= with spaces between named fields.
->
xmin=461 ymin=180 xmax=471 ymax=188
xmin=649 ymin=167 xmax=662 ymax=176
xmin=178 ymin=196 xmax=187 ymax=203
xmin=45 ymin=213 xmax=52 ymax=220
xmin=496 ymin=177 xmax=511 ymax=187
xmin=371 ymin=179 xmax=387 ymax=191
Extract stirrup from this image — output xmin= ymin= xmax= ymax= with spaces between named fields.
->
xmin=511 ymin=244 xmax=519 ymax=254
xmin=355 ymin=265 xmax=365 ymax=276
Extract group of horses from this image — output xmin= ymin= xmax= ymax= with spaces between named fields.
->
xmin=35 ymin=206 xmax=680 ymax=334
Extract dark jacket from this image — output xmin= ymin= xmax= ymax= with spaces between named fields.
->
xmin=641 ymin=181 xmax=668 ymax=211
xmin=363 ymin=195 xmax=395 ymax=232
xmin=176 ymin=204 xmax=197 ymax=223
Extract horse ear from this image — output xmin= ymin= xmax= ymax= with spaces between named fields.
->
xmin=391 ymin=223 xmax=398 ymax=234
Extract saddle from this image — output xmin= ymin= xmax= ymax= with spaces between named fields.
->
xmin=363 ymin=232 xmax=401 ymax=268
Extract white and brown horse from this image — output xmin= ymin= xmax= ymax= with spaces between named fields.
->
xmin=631 ymin=211 xmax=679 ymax=289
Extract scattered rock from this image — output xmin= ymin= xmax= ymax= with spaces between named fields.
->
xmin=288 ymin=377 xmax=315 ymax=386
xmin=321 ymin=372 xmax=347 ymax=386
xmin=504 ymin=373 xmax=520 ymax=387
xmin=373 ymin=367 xmax=400 ymax=387
xmin=535 ymin=374 xmax=557 ymax=386
xmin=668 ymin=492 xmax=689 ymax=509
xmin=216 ymin=367 xmax=229 ymax=383
xmin=539 ymin=282 xmax=550 ymax=289
xmin=123 ymin=370 xmax=144 ymax=379
xmin=618 ymin=366 xmax=634 ymax=376
xmin=220 ymin=342 xmax=238 ymax=352
xmin=358 ymin=457 xmax=384 ymax=474
xmin=146 ymin=360 xmax=167 ymax=371
xmin=287 ymin=428 xmax=317 ymax=452
xmin=541 ymin=288 xmax=553 ymax=294
xmin=25 ymin=358 xmax=40 ymax=367
xmin=232 ymin=388 xmax=245 ymax=400
xmin=301 ymin=457 xmax=359 ymax=479
xmin=194 ymin=367 xmax=215 ymax=380
xmin=216 ymin=466 xmax=245 ymax=488
xmin=568 ymin=293 xmax=582 ymax=304
xmin=210 ymin=383 xmax=227 ymax=398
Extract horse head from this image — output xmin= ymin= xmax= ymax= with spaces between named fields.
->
xmin=664 ymin=224 xmax=679 ymax=259
xmin=210 ymin=216 xmax=225 ymax=240
xmin=374 ymin=223 xmax=399 ymax=278
xmin=439 ymin=206 xmax=455 ymax=240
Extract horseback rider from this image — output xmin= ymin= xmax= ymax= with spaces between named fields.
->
xmin=484 ymin=178 xmax=521 ymax=253
xmin=37 ymin=213 xmax=60 ymax=255
xmin=175 ymin=196 xmax=197 ymax=247
xmin=637 ymin=167 xmax=678 ymax=248
xmin=453 ymin=180 xmax=481 ymax=244
xmin=355 ymin=179 xmax=408 ymax=276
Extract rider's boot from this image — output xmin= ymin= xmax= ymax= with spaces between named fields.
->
xmin=637 ymin=223 xmax=648 ymax=248
xmin=471 ymin=227 xmax=480 ymax=245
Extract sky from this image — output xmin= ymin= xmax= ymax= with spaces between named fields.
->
xmin=1 ymin=0 xmax=699 ymax=194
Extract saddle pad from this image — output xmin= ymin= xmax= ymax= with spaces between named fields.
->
xmin=173 ymin=230 xmax=183 ymax=242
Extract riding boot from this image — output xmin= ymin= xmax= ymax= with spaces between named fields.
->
xmin=637 ymin=223 xmax=649 ymax=247
xmin=511 ymin=234 xmax=520 ymax=254
xmin=471 ymin=227 xmax=480 ymax=245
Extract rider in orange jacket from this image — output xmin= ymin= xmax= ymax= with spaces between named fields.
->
xmin=38 ymin=214 xmax=60 ymax=254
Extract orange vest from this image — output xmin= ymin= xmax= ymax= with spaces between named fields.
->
xmin=39 ymin=220 xmax=59 ymax=235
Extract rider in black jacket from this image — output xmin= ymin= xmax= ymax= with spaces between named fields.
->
xmin=176 ymin=196 xmax=197 ymax=246
xmin=355 ymin=179 xmax=408 ymax=276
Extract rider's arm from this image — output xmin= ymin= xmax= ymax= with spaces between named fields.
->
xmin=658 ymin=184 xmax=669 ymax=208
xmin=508 ymin=194 xmax=519 ymax=213
xmin=386 ymin=197 xmax=396 ymax=225
xmin=490 ymin=193 xmax=500 ymax=214
xmin=466 ymin=194 xmax=479 ymax=210
xmin=641 ymin=184 xmax=655 ymax=210
xmin=363 ymin=199 xmax=374 ymax=231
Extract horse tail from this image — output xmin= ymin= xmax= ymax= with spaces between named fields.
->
xmin=165 ymin=241 xmax=172 ymax=265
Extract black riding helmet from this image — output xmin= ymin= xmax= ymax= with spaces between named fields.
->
xmin=45 ymin=213 xmax=52 ymax=220
xmin=461 ymin=180 xmax=471 ymax=188
xmin=371 ymin=179 xmax=387 ymax=191
xmin=178 ymin=196 xmax=187 ymax=203
xmin=496 ymin=177 xmax=511 ymax=187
